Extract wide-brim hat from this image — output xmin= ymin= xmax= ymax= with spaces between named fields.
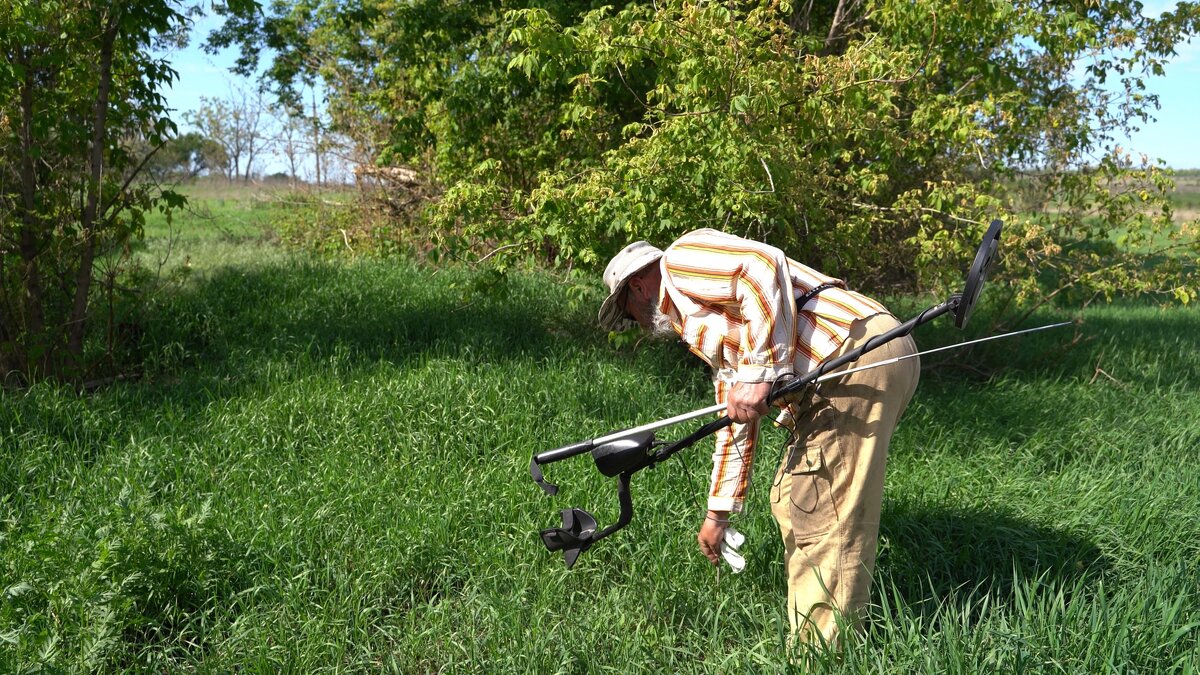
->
xmin=598 ymin=240 xmax=664 ymax=331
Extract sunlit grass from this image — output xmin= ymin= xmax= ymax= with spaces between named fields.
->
xmin=2 ymin=192 xmax=1199 ymax=671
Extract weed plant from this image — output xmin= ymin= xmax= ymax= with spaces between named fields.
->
xmin=2 ymin=198 xmax=1199 ymax=672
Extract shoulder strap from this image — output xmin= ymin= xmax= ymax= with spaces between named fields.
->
xmin=796 ymin=282 xmax=839 ymax=310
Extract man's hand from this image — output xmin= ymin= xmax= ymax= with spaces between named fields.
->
xmin=727 ymin=381 xmax=772 ymax=423
xmin=698 ymin=510 xmax=730 ymax=565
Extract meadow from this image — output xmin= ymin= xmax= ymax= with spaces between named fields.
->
xmin=1 ymin=184 xmax=1199 ymax=672
xmin=1170 ymin=170 xmax=1200 ymax=221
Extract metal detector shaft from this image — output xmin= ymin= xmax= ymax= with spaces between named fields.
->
xmin=651 ymin=298 xmax=959 ymax=462
xmin=535 ymin=301 xmax=955 ymax=464
xmin=654 ymin=319 xmax=1075 ymax=462
xmin=537 ymin=403 xmax=733 ymax=463
xmin=600 ymin=319 xmax=1075 ymax=437
xmin=534 ymin=299 xmax=956 ymax=471
xmin=820 ymin=319 xmax=1073 ymax=380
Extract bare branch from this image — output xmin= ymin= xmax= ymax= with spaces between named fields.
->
xmin=849 ymin=200 xmax=985 ymax=226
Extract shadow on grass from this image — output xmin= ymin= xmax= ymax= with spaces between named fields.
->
xmin=141 ymin=261 xmax=589 ymax=369
xmin=733 ymin=501 xmax=1106 ymax=632
xmin=889 ymin=303 xmax=1200 ymax=466
xmin=914 ymin=301 xmax=1200 ymax=391
xmin=129 ymin=257 xmax=1200 ymax=411
xmin=127 ymin=258 xmax=709 ymax=435
xmin=874 ymin=500 xmax=1108 ymax=619
xmin=2 ymin=259 xmax=705 ymax=509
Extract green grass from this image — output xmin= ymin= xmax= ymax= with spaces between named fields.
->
xmin=3 ymin=193 xmax=1200 ymax=672
xmin=1169 ymin=172 xmax=1200 ymax=213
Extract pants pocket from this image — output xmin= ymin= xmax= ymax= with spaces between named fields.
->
xmin=786 ymin=440 xmax=839 ymax=541
xmin=772 ymin=394 xmax=840 ymax=541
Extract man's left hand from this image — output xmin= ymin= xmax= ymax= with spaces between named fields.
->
xmin=727 ymin=381 xmax=772 ymax=423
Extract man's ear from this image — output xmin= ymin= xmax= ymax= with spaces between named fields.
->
xmin=627 ymin=274 xmax=644 ymax=300
xmin=628 ymin=271 xmax=652 ymax=303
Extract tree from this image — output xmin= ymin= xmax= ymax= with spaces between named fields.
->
xmin=1 ymin=0 xmax=188 ymax=381
xmin=141 ymin=130 xmax=225 ymax=181
xmin=185 ymin=83 xmax=270 ymax=183
xmin=308 ymin=86 xmax=327 ymax=187
xmin=212 ymin=1 xmax=1200 ymax=315
xmin=271 ymin=102 xmax=305 ymax=185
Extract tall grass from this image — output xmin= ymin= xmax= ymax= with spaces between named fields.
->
xmin=2 ymin=195 xmax=1198 ymax=671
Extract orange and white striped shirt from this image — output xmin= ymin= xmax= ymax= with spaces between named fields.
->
xmin=656 ymin=228 xmax=887 ymax=512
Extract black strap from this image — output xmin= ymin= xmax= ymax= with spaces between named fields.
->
xmin=797 ymin=282 xmax=839 ymax=309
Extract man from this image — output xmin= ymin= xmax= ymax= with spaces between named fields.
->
xmin=598 ymin=228 xmax=919 ymax=646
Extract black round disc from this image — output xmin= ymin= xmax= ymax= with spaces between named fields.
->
xmin=955 ymin=219 xmax=1003 ymax=328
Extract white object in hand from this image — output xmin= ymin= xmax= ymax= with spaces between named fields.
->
xmin=720 ymin=526 xmax=746 ymax=573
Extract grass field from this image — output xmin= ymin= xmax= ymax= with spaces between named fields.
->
xmin=1170 ymin=171 xmax=1200 ymax=222
xmin=2 ymin=185 xmax=1199 ymax=672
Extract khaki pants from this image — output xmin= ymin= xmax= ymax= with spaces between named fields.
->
xmin=769 ymin=313 xmax=920 ymax=647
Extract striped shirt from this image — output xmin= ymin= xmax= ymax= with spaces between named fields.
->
xmin=656 ymin=228 xmax=886 ymax=512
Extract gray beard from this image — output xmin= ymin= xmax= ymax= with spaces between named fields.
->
xmin=648 ymin=306 xmax=677 ymax=341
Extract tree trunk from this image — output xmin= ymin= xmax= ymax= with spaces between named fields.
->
xmin=824 ymin=0 xmax=847 ymax=52
xmin=0 ymin=255 xmax=17 ymax=377
xmin=17 ymin=47 xmax=46 ymax=375
xmin=244 ymin=138 xmax=256 ymax=183
xmin=229 ymin=139 xmax=241 ymax=183
xmin=312 ymin=90 xmax=322 ymax=187
xmin=789 ymin=0 xmax=815 ymax=34
xmin=67 ymin=12 xmax=119 ymax=365
xmin=287 ymin=137 xmax=299 ymax=185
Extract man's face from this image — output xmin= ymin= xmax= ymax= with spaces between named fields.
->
xmin=623 ymin=270 xmax=675 ymax=340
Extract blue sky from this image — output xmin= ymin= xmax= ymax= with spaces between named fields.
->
xmin=1125 ymin=75 xmax=1200 ymax=170
xmin=158 ymin=8 xmax=1200 ymax=172
xmin=1106 ymin=0 xmax=1200 ymax=170
xmin=157 ymin=13 xmax=236 ymax=112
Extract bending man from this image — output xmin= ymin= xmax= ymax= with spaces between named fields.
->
xmin=598 ymin=228 xmax=919 ymax=646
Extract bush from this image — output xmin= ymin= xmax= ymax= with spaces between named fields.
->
xmin=214 ymin=0 xmax=1200 ymax=318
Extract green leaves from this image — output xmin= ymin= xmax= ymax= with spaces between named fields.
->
xmin=225 ymin=0 xmax=1200 ymax=317
xmin=1 ymin=0 xmax=191 ymax=380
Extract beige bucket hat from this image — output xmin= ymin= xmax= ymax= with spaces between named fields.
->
xmin=597 ymin=241 xmax=664 ymax=331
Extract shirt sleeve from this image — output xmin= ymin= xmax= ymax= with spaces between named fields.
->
xmin=662 ymin=234 xmax=796 ymax=383
xmin=708 ymin=377 xmax=759 ymax=513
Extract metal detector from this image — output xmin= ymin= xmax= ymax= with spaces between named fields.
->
xmin=530 ymin=220 xmax=1005 ymax=568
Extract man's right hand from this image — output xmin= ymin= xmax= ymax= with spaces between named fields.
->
xmin=727 ymin=381 xmax=771 ymax=423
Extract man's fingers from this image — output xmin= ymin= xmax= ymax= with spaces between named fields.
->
xmin=698 ymin=523 xmax=724 ymax=565
xmin=727 ymin=381 xmax=772 ymax=423
xmin=726 ymin=400 xmax=753 ymax=423
xmin=728 ymin=404 xmax=765 ymax=424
